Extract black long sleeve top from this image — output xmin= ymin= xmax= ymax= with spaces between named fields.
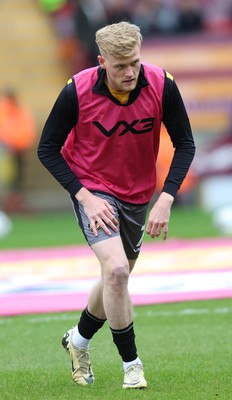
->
xmin=38 ymin=65 xmax=195 ymax=201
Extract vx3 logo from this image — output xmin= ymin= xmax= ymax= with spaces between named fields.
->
xmin=93 ymin=118 xmax=155 ymax=137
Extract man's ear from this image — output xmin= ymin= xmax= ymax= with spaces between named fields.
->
xmin=98 ymin=55 xmax=105 ymax=69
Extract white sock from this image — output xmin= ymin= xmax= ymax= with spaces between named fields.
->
xmin=123 ymin=357 xmax=142 ymax=372
xmin=71 ymin=326 xmax=90 ymax=350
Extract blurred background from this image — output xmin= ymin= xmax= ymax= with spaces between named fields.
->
xmin=0 ymin=0 xmax=232 ymax=241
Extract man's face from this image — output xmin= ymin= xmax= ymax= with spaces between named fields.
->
xmin=98 ymin=45 xmax=141 ymax=92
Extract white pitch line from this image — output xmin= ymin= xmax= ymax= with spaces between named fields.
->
xmin=0 ymin=306 xmax=230 ymax=325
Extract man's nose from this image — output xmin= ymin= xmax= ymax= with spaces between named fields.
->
xmin=125 ymin=66 xmax=133 ymax=76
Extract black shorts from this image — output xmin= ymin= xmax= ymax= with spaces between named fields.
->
xmin=72 ymin=191 xmax=148 ymax=259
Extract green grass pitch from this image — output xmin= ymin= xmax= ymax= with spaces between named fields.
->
xmin=0 ymin=299 xmax=231 ymax=400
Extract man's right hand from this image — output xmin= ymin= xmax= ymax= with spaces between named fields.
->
xmin=75 ymin=188 xmax=118 ymax=236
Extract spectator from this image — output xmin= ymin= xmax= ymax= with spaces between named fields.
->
xmin=155 ymin=0 xmax=180 ymax=35
xmin=39 ymin=0 xmax=79 ymax=73
xmin=39 ymin=0 xmax=67 ymax=13
xmin=130 ymin=0 xmax=160 ymax=37
xmin=73 ymin=0 xmax=107 ymax=69
xmin=104 ymin=0 xmax=132 ymax=24
xmin=177 ymin=0 xmax=203 ymax=33
xmin=0 ymin=89 xmax=36 ymax=211
xmin=202 ymin=0 xmax=232 ymax=32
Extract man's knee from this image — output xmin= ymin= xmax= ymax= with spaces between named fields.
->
xmin=104 ymin=264 xmax=129 ymax=291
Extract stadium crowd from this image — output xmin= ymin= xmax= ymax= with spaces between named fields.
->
xmin=39 ymin=0 xmax=232 ymax=72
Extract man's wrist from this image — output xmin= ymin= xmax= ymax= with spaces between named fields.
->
xmin=75 ymin=187 xmax=91 ymax=204
xmin=159 ymin=191 xmax=174 ymax=205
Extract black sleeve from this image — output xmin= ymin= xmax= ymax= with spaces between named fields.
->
xmin=161 ymin=72 xmax=196 ymax=197
xmin=37 ymin=79 xmax=84 ymax=196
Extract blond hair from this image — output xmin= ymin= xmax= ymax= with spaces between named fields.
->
xmin=95 ymin=21 xmax=143 ymax=57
